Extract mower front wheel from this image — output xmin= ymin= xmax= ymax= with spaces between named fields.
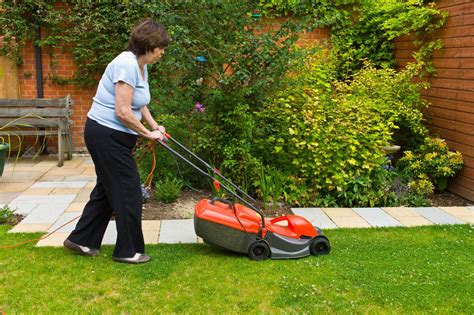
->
xmin=310 ymin=236 xmax=330 ymax=256
xmin=248 ymin=241 xmax=270 ymax=261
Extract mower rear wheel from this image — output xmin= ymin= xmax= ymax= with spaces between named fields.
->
xmin=310 ymin=236 xmax=330 ymax=256
xmin=248 ymin=242 xmax=270 ymax=261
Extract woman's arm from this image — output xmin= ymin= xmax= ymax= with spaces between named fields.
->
xmin=115 ymin=82 xmax=164 ymax=140
xmin=140 ymin=106 xmax=165 ymax=134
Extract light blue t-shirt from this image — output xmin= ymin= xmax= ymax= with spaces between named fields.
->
xmin=88 ymin=51 xmax=151 ymax=134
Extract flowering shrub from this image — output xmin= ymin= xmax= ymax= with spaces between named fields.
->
xmin=398 ymin=137 xmax=464 ymax=191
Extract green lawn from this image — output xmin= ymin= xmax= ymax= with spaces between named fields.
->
xmin=1 ymin=224 xmax=473 ymax=313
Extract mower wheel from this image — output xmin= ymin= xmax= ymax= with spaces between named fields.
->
xmin=248 ymin=242 xmax=270 ymax=261
xmin=310 ymin=236 xmax=330 ymax=256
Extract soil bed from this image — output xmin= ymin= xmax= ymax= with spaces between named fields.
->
xmin=142 ymin=190 xmax=472 ymax=220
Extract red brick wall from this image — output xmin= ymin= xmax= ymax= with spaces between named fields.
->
xmin=18 ymin=42 xmax=96 ymax=152
xmin=395 ymin=0 xmax=474 ymax=201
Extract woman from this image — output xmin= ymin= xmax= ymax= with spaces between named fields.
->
xmin=64 ymin=19 xmax=170 ymax=264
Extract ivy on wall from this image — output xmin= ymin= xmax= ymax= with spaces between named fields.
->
xmin=259 ymin=0 xmax=447 ymax=76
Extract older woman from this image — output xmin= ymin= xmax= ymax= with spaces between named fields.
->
xmin=64 ymin=19 xmax=170 ymax=264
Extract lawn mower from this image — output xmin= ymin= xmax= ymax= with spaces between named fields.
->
xmin=157 ymin=134 xmax=330 ymax=260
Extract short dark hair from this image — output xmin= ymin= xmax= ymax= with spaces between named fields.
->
xmin=127 ymin=19 xmax=170 ymax=56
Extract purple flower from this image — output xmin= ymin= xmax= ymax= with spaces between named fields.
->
xmin=194 ymin=102 xmax=205 ymax=113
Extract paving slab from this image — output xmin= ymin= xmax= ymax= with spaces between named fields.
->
xmin=9 ymin=223 xmax=51 ymax=233
xmin=21 ymin=203 xmax=69 ymax=224
xmin=352 ymin=208 xmax=402 ymax=227
xmin=0 ymin=171 xmax=44 ymax=182
xmin=65 ymin=202 xmax=87 ymax=212
xmin=0 ymin=192 xmax=21 ymax=204
xmin=382 ymin=207 xmax=433 ymax=227
xmin=9 ymin=194 xmax=76 ymax=204
xmin=438 ymin=207 xmax=474 ymax=224
xmin=9 ymin=203 xmax=38 ymax=215
xmin=468 ymin=206 xmax=474 ymax=211
xmin=48 ymin=212 xmax=81 ymax=233
xmin=21 ymin=188 xmax=54 ymax=195
xmin=0 ymin=182 xmax=34 ymax=192
xmin=45 ymin=168 xmax=86 ymax=176
xmin=102 ymin=221 xmax=117 ymax=245
xmin=159 ymin=219 xmax=197 ymax=243
xmin=291 ymin=208 xmax=337 ymax=229
xmin=36 ymin=232 xmax=69 ymax=247
xmin=31 ymin=181 xmax=88 ymax=189
xmin=412 ymin=207 xmax=464 ymax=225
xmin=65 ymin=175 xmax=97 ymax=182
xmin=322 ymin=208 xmax=370 ymax=228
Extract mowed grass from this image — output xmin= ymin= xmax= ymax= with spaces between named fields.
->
xmin=0 ymin=224 xmax=473 ymax=313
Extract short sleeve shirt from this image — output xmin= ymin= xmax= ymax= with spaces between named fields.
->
xmin=87 ymin=51 xmax=151 ymax=134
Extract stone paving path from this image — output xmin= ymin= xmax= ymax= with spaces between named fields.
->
xmin=1 ymin=157 xmax=473 ymax=247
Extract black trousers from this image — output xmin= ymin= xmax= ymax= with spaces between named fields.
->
xmin=67 ymin=118 xmax=144 ymax=258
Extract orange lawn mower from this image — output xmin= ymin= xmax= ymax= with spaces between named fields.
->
xmin=157 ymin=134 xmax=330 ymax=260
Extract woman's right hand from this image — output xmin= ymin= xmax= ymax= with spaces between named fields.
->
xmin=146 ymin=129 xmax=165 ymax=141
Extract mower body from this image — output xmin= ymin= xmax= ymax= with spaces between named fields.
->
xmin=194 ymin=199 xmax=330 ymax=260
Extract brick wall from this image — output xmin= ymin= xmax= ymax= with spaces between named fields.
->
xmin=18 ymin=42 xmax=96 ymax=152
xmin=395 ymin=0 xmax=474 ymax=201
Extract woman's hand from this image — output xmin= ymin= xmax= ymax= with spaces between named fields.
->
xmin=145 ymin=129 xmax=165 ymax=141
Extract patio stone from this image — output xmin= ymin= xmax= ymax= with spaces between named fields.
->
xmin=0 ymin=182 xmax=34 ymax=192
xmin=36 ymin=232 xmax=69 ymax=247
xmin=9 ymin=194 xmax=76 ymax=204
xmin=9 ymin=223 xmax=51 ymax=233
xmin=21 ymin=203 xmax=69 ymax=224
xmin=31 ymin=180 xmax=88 ymax=188
xmin=0 ymin=192 xmax=20 ymax=204
xmin=39 ymin=175 xmax=66 ymax=181
xmin=352 ymin=208 xmax=402 ymax=227
xmin=47 ymin=212 xmax=81 ymax=233
xmin=142 ymin=220 xmax=161 ymax=242
xmin=21 ymin=188 xmax=54 ymax=195
xmin=102 ymin=221 xmax=117 ymax=245
xmin=45 ymin=167 xmax=86 ymax=176
xmin=291 ymin=208 xmax=337 ymax=229
xmin=50 ymin=188 xmax=82 ymax=195
xmin=0 ymin=171 xmax=44 ymax=182
xmin=86 ymin=181 xmax=96 ymax=188
xmin=73 ymin=188 xmax=93 ymax=202
xmin=412 ymin=207 xmax=464 ymax=225
xmin=34 ymin=160 xmax=60 ymax=167
xmin=61 ymin=159 xmax=86 ymax=168
xmin=64 ymin=175 xmax=97 ymax=181
xmin=9 ymin=203 xmax=38 ymax=215
xmin=468 ymin=206 xmax=474 ymax=211
xmin=65 ymin=202 xmax=87 ymax=212
xmin=81 ymin=168 xmax=96 ymax=176
xmin=382 ymin=207 xmax=432 ymax=226
xmin=159 ymin=219 xmax=197 ymax=243
xmin=322 ymin=208 xmax=370 ymax=228
xmin=439 ymin=207 xmax=474 ymax=224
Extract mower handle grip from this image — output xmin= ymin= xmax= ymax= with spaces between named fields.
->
xmin=210 ymin=197 xmax=234 ymax=209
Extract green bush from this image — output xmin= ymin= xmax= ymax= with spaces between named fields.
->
xmin=0 ymin=206 xmax=15 ymax=225
xmin=154 ymin=177 xmax=184 ymax=204
xmin=254 ymin=53 xmax=434 ymax=207
xmin=397 ymin=137 xmax=464 ymax=191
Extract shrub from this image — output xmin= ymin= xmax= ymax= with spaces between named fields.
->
xmin=397 ymin=137 xmax=464 ymax=191
xmin=0 ymin=206 xmax=15 ymax=225
xmin=154 ymin=177 xmax=184 ymax=204
xmin=254 ymin=53 xmax=434 ymax=207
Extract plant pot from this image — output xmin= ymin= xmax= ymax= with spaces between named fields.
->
xmin=0 ymin=143 xmax=9 ymax=177
xmin=383 ymin=144 xmax=401 ymax=155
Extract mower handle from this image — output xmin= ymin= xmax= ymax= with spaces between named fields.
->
xmin=210 ymin=197 xmax=234 ymax=209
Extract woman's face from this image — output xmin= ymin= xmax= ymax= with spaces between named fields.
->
xmin=146 ymin=47 xmax=165 ymax=64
